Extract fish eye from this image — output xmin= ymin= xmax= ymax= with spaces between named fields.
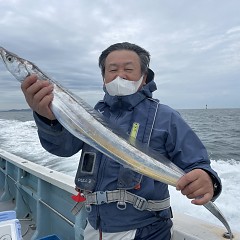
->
xmin=6 ymin=55 xmax=14 ymax=63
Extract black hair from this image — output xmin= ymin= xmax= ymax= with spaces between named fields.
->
xmin=99 ymin=42 xmax=150 ymax=76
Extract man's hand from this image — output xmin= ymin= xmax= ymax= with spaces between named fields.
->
xmin=176 ymin=169 xmax=214 ymax=205
xmin=21 ymin=75 xmax=56 ymax=120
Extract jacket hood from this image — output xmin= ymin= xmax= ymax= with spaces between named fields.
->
xmin=102 ymin=68 xmax=157 ymax=111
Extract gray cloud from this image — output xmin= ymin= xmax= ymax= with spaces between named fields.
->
xmin=0 ymin=0 xmax=239 ymax=110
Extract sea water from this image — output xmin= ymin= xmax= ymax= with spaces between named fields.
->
xmin=0 ymin=108 xmax=239 ymax=232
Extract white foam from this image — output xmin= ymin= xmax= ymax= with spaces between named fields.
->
xmin=0 ymin=119 xmax=79 ymax=176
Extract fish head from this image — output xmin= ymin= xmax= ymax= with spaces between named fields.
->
xmin=0 ymin=46 xmax=30 ymax=82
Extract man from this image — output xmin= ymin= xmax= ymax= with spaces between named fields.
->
xmin=21 ymin=42 xmax=221 ymax=240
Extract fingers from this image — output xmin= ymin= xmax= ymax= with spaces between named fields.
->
xmin=191 ymin=193 xmax=212 ymax=205
xmin=176 ymin=171 xmax=198 ymax=191
xmin=21 ymin=74 xmax=53 ymax=110
xmin=21 ymin=74 xmax=38 ymax=91
xmin=176 ymin=169 xmax=214 ymax=205
xmin=31 ymin=82 xmax=53 ymax=108
xmin=21 ymin=75 xmax=56 ymax=120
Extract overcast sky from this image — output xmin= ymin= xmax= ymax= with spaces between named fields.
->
xmin=0 ymin=0 xmax=239 ymax=110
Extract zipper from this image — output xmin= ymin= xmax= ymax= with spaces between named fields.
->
xmin=94 ymin=97 xmax=124 ymax=230
xmin=114 ymin=97 xmax=123 ymax=122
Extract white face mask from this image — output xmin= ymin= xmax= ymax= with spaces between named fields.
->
xmin=105 ymin=75 xmax=144 ymax=96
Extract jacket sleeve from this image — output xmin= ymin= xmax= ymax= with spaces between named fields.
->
xmin=33 ymin=112 xmax=84 ymax=157
xmin=153 ymin=105 xmax=222 ymax=200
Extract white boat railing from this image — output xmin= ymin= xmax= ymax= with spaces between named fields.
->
xmin=0 ymin=148 xmax=86 ymax=240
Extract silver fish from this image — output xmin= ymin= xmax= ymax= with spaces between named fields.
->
xmin=0 ymin=46 xmax=233 ymax=239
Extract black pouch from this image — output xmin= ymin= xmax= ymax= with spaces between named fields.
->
xmin=75 ymin=144 xmax=101 ymax=191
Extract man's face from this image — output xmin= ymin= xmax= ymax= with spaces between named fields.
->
xmin=104 ymin=50 xmax=147 ymax=85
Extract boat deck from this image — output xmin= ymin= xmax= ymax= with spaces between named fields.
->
xmin=0 ymin=189 xmax=36 ymax=239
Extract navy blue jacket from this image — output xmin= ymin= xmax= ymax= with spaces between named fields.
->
xmin=33 ymin=76 xmax=221 ymax=233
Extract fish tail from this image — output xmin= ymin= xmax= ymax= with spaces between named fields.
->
xmin=204 ymin=201 xmax=233 ymax=239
